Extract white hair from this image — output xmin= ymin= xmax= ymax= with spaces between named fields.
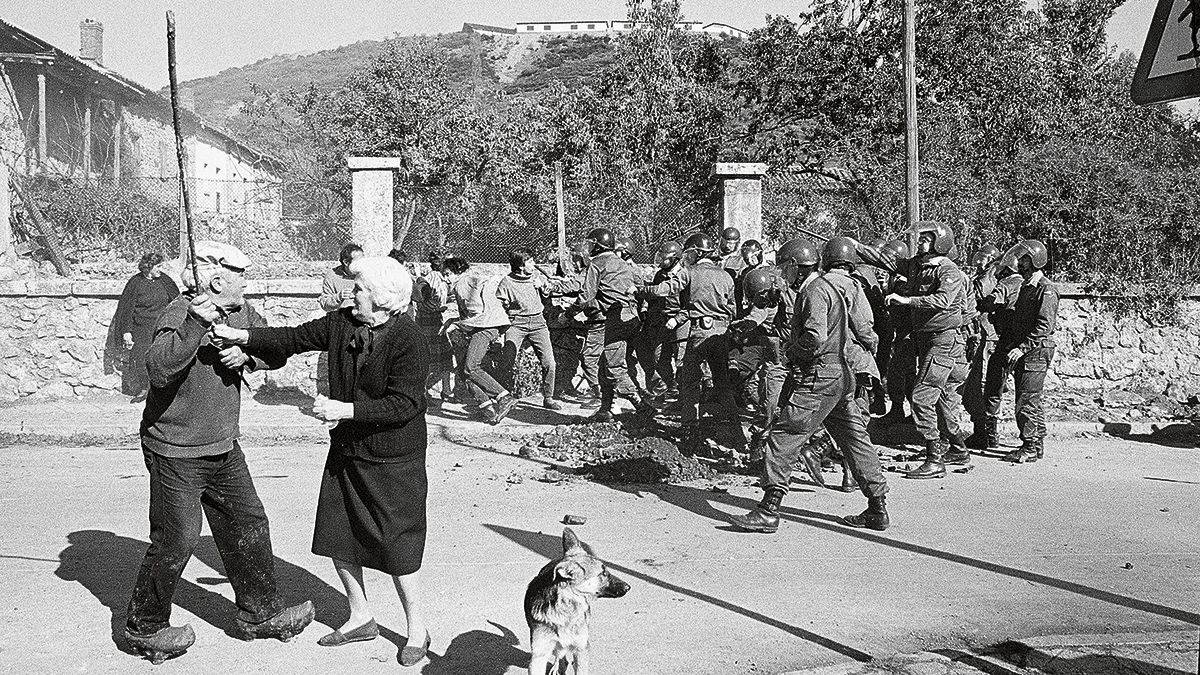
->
xmin=349 ymin=256 xmax=412 ymax=314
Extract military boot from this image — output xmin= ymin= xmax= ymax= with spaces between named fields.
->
xmin=1003 ymin=440 xmax=1038 ymax=464
xmin=842 ymin=495 xmax=890 ymax=531
xmin=839 ymin=455 xmax=859 ymax=493
xmin=728 ymin=486 xmax=786 ymax=533
xmin=1033 ymin=437 xmax=1044 ymax=460
xmin=964 ymin=420 xmax=989 ymax=450
xmin=905 ymin=440 xmax=947 ymax=479
xmin=796 ymin=441 xmax=827 ymax=488
xmin=943 ymin=436 xmax=971 ymax=465
xmin=984 ymin=417 xmax=1000 ymax=451
xmin=125 ymin=625 xmax=196 ymax=664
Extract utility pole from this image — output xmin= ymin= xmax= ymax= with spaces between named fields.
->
xmin=904 ymin=0 xmax=920 ymax=228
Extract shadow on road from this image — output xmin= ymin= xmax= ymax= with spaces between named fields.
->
xmin=52 ymin=529 xmax=411 ymax=653
xmin=593 ymin=482 xmax=1200 ymax=628
xmin=482 ymin=523 xmax=876 ymax=664
xmin=942 ymin=642 xmax=1198 ymax=675
xmin=421 ymin=620 xmax=528 ymax=675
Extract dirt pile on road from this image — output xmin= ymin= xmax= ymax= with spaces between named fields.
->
xmin=527 ymin=422 xmax=713 ymax=484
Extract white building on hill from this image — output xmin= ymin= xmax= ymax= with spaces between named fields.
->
xmin=465 ymin=19 xmax=748 ymax=40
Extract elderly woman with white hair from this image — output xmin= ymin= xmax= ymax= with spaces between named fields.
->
xmin=211 ymin=256 xmax=432 ymax=666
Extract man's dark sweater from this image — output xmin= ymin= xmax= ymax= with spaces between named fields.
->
xmin=141 ymin=298 xmax=280 ymax=458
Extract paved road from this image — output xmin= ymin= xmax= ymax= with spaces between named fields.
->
xmin=0 ymin=401 xmax=1197 ymax=674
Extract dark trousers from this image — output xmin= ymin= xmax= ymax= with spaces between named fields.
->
xmin=1014 ymin=346 xmax=1054 ymax=441
xmin=962 ymin=337 xmax=996 ymax=423
xmin=501 ymin=317 xmax=556 ymax=399
xmin=633 ymin=314 xmax=683 ymax=394
xmin=766 ymin=370 xmax=887 ymax=498
xmin=579 ymin=321 xmax=606 ymax=392
xmin=728 ymin=335 xmax=785 ymax=429
xmin=887 ymin=335 xmax=916 ymax=405
xmin=983 ymin=348 xmax=1014 ymax=419
xmin=463 ymin=326 xmax=507 ymax=405
xmin=911 ymin=329 xmax=967 ymax=442
xmin=677 ymin=321 xmax=733 ymax=423
xmin=550 ymin=325 xmax=585 ymax=396
xmin=126 ymin=443 xmax=282 ymax=635
xmin=599 ymin=310 xmax=641 ymax=407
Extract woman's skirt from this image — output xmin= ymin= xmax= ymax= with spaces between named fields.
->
xmin=312 ymin=448 xmax=427 ymax=575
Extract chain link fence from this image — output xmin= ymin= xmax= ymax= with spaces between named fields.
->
xmin=10 ymin=167 xmax=724 ymax=273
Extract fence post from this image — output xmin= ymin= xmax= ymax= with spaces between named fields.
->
xmin=713 ymin=162 xmax=768 ymax=244
xmin=555 ymin=161 xmax=567 ymax=271
xmin=347 ymin=156 xmax=403 ymax=255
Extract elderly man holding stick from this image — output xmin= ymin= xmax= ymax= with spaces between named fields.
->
xmin=123 ymin=241 xmax=314 ymax=664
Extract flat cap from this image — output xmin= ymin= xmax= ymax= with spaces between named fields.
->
xmin=192 ymin=240 xmax=251 ymax=271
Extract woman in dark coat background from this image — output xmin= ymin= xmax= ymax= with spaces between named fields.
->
xmin=211 ymin=256 xmax=432 ymax=666
xmin=109 ymin=252 xmax=179 ymax=402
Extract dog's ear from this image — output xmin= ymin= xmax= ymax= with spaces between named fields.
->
xmin=554 ymin=559 xmax=584 ymax=583
xmin=562 ymin=527 xmax=584 ymax=555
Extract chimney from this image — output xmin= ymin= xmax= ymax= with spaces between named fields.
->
xmin=80 ymin=19 xmax=103 ymax=65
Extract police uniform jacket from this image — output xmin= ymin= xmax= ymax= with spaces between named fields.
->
xmin=901 ymin=256 xmax=966 ymax=334
xmin=823 ymin=268 xmax=881 ymax=380
xmin=981 ymin=274 xmax=1024 ymax=344
xmin=645 ymin=258 xmax=735 ymax=324
xmin=785 ymin=272 xmax=852 ymax=380
xmin=581 ymin=251 xmax=638 ymax=319
xmin=1003 ymin=273 xmax=1059 ymax=355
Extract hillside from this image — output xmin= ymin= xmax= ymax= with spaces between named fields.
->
xmin=176 ymin=31 xmax=618 ymax=139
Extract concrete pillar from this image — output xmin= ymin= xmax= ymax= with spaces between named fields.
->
xmin=0 ymin=161 xmax=11 ymax=267
xmin=348 ymin=156 xmax=403 ymax=255
xmin=713 ymin=162 xmax=768 ymax=244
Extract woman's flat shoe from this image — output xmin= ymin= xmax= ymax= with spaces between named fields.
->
xmin=399 ymin=632 xmax=431 ymax=666
xmin=317 ymin=619 xmax=379 ymax=647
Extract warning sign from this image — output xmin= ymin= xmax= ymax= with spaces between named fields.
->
xmin=1132 ymin=0 xmax=1200 ymax=104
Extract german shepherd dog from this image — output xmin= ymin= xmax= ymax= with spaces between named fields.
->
xmin=524 ymin=528 xmax=630 ymax=675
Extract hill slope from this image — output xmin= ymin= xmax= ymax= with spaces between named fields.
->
xmin=177 ymin=32 xmax=618 ymax=137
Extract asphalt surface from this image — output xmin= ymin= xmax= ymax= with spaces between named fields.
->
xmin=0 ymin=394 xmax=1197 ymax=674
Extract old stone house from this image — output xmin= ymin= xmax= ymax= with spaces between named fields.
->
xmin=0 ymin=17 xmax=287 ymax=264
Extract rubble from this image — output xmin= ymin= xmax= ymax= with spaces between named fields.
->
xmin=528 ymin=421 xmax=713 ymax=484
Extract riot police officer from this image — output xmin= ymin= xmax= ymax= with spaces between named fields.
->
xmin=961 ymin=245 xmax=1001 ymax=448
xmin=634 ymin=241 xmax=686 ymax=399
xmin=643 ymin=232 xmax=736 ymax=444
xmin=999 ymin=239 xmax=1059 ymax=463
xmin=729 ymin=238 xmax=890 ymax=533
xmin=885 ymin=222 xmax=970 ymax=479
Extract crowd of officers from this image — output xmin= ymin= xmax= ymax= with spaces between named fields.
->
xmin=399 ymin=221 xmax=1060 ymax=535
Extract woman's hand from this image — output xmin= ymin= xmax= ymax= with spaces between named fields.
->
xmin=209 ymin=324 xmax=249 ymax=347
xmin=313 ymin=396 xmax=354 ymax=422
xmin=122 ymin=332 xmax=134 ymax=349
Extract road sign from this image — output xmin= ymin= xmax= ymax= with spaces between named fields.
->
xmin=1132 ymin=0 xmax=1200 ymax=104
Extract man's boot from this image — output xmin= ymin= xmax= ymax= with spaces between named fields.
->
xmin=234 ymin=600 xmax=316 ymax=642
xmin=943 ymin=436 xmax=971 ymax=465
xmin=879 ymin=402 xmax=908 ymax=425
xmin=796 ymin=440 xmax=827 ymax=488
xmin=728 ymin=486 xmax=786 ymax=533
xmin=1033 ymin=437 xmax=1044 ymax=460
xmin=964 ymin=420 xmax=988 ymax=450
xmin=905 ymin=440 xmax=946 ymax=479
xmin=839 ymin=455 xmax=859 ymax=493
xmin=1003 ymin=440 xmax=1038 ymax=464
xmin=984 ymin=417 xmax=1000 ymax=451
xmin=124 ymin=625 xmax=196 ymax=664
xmin=842 ymin=495 xmax=889 ymax=531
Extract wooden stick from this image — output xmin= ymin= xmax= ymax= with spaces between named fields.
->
xmin=166 ymin=11 xmax=200 ymax=290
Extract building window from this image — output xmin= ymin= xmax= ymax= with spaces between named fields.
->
xmin=526 ymin=25 xmax=534 ymax=31
xmin=543 ymin=25 xmax=551 ymax=30
xmin=624 ymin=23 xmax=632 ymax=28
xmin=587 ymin=23 xmax=595 ymax=29
xmin=570 ymin=24 xmax=578 ymax=29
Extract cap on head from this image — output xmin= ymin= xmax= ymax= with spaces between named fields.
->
xmin=185 ymin=241 xmax=250 ymax=290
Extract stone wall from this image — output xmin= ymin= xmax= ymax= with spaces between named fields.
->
xmin=1 ymin=277 xmax=1198 ymax=404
